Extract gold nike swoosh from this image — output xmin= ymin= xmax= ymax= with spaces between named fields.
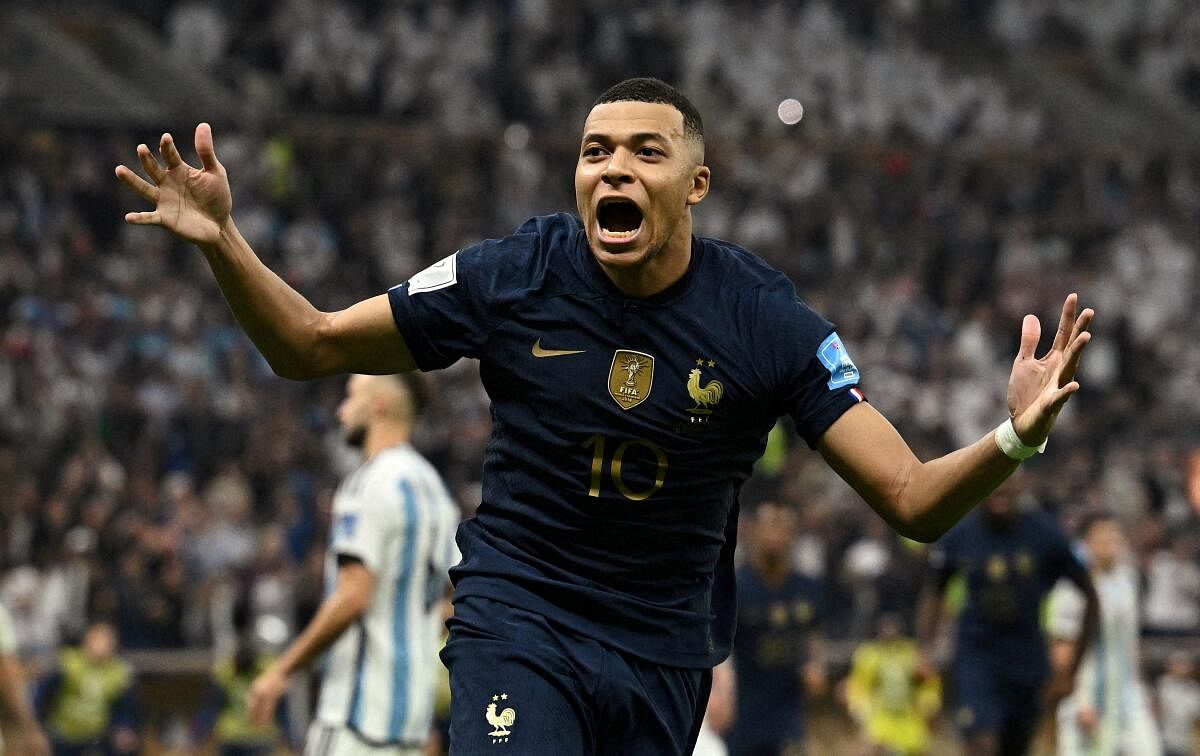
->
xmin=532 ymin=338 xmax=585 ymax=358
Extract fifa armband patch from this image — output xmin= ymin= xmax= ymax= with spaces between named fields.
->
xmin=407 ymin=251 xmax=459 ymax=294
xmin=816 ymin=331 xmax=860 ymax=390
xmin=334 ymin=513 xmax=359 ymax=540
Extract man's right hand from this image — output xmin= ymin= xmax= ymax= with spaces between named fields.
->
xmin=115 ymin=124 xmax=232 ymax=246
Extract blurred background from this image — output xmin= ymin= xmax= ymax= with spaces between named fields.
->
xmin=1 ymin=0 xmax=1199 ymax=753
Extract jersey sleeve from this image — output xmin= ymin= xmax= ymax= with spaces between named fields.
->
xmin=763 ymin=289 xmax=866 ymax=448
xmin=387 ymin=231 xmax=538 ymax=371
xmin=330 ymin=475 xmax=395 ymax=575
xmin=1046 ymin=523 xmax=1091 ymax=590
xmin=1045 ymin=579 xmax=1086 ymax=640
xmin=0 ymin=603 xmax=15 ymax=654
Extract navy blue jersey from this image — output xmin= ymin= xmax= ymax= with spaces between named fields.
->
xmin=388 ymin=213 xmax=864 ymax=667
xmin=729 ymin=567 xmax=823 ymax=750
xmin=931 ymin=509 xmax=1088 ymax=683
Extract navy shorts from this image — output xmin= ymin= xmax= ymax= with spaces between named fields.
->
xmin=953 ymin=653 xmax=1043 ymax=750
xmin=441 ymin=596 xmax=711 ymax=755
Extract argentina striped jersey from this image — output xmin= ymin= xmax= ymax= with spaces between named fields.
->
xmin=316 ymin=445 xmax=460 ymax=745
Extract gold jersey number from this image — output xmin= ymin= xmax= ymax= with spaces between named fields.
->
xmin=582 ymin=434 xmax=668 ymax=501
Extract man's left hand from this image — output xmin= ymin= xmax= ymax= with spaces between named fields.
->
xmin=1007 ymin=293 xmax=1094 ymax=446
xmin=247 ymin=664 xmax=289 ymax=726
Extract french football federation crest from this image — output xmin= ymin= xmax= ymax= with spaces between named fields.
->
xmin=686 ymin=367 xmax=724 ymax=415
xmin=608 ymin=350 xmax=655 ymax=410
xmin=486 ymin=693 xmax=516 ymax=743
xmin=987 ymin=554 xmax=1008 ymax=581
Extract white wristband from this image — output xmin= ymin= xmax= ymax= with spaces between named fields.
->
xmin=994 ymin=418 xmax=1047 ymax=460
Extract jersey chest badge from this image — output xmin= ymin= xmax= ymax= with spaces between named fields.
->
xmin=686 ymin=365 xmax=724 ymax=415
xmin=608 ymin=350 xmax=655 ymax=410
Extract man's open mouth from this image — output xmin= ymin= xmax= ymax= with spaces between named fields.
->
xmin=597 ymin=198 xmax=644 ymax=245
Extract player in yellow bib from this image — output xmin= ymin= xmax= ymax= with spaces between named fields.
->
xmin=846 ymin=614 xmax=941 ymax=755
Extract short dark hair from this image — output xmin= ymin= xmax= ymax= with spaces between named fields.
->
xmin=592 ymin=77 xmax=704 ymax=143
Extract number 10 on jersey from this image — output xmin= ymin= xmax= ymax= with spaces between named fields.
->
xmin=582 ymin=434 xmax=668 ymax=501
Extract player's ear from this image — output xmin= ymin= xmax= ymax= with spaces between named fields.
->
xmin=686 ymin=164 xmax=710 ymax=206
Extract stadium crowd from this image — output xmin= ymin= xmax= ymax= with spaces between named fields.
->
xmin=1 ymin=0 xmax=1199 ymax=751
xmin=987 ymin=0 xmax=1200 ymax=111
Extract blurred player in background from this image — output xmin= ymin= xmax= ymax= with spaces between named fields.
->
xmin=845 ymin=613 xmax=941 ymax=756
xmin=728 ymin=501 xmax=825 ymax=756
xmin=193 ymin=631 xmax=292 ymax=756
xmin=34 ymin=620 xmax=139 ymax=756
xmin=692 ymin=659 xmax=735 ymax=756
xmin=0 ymin=601 xmax=49 ymax=756
xmin=920 ymin=481 xmax=1100 ymax=756
xmin=1048 ymin=513 xmax=1162 ymax=755
xmin=245 ymin=373 xmax=459 ymax=755
xmin=1156 ymin=652 xmax=1200 ymax=756
xmin=116 ymin=76 xmax=1093 ymax=754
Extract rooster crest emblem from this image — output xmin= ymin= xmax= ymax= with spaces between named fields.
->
xmin=486 ymin=694 xmax=517 ymax=740
xmin=686 ymin=368 xmax=724 ymax=415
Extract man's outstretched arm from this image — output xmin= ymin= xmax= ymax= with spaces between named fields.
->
xmin=245 ymin=558 xmax=375 ymax=724
xmin=116 ymin=125 xmax=414 ymax=379
xmin=819 ymin=294 xmax=1093 ymax=542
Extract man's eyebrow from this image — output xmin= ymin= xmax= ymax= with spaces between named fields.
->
xmin=581 ymin=131 xmax=672 ymax=145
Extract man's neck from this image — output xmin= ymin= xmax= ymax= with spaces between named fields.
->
xmin=364 ymin=423 xmax=411 ymax=460
xmin=599 ymin=222 xmax=693 ymax=298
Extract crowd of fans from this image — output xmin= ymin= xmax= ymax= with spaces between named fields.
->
xmin=158 ymin=0 xmax=1044 ymax=146
xmin=987 ymin=0 xmax=1200 ymax=111
xmin=0 ymin=0 xmax=1198 ymax=748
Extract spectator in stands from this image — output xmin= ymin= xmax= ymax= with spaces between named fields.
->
xmin=1142 ymin=531 xmax=1200 ymax=636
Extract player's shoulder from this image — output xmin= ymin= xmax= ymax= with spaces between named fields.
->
xmin=367 ymin=445 xmax=454 ymax=509
xmin=696 ymin=235 xmax=834 ymax=338
xmin=456 ymin=213 xmax=583 ymax=299
xmin=696 ymin=235 xmax=797 ymax=297
xmin=365 ymin=445 xmax=429 ymax=485
xmin=1022 ymin=510 xmax=1068 ymax=542
xmin=787 ymin=570 xmax=824 ymax=595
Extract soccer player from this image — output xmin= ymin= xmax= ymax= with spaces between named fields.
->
xmin=0 ymin=601 xmax=49 ymax=756
xmin=115 ymin=77 xmax=1094 ymax=754
xmin=727 ymin=501 xmax=825 ymax=755
xmin=1048 ymin=512 xmax=1162 ymax=755
xmin=919 ymin=481 xmax=1101 ymax=756
xmin=244 ymin=373 xmax=459 ymax=754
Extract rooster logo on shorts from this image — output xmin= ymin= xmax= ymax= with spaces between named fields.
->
xmin=486 ymin=693 xmax=516 ymax=743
